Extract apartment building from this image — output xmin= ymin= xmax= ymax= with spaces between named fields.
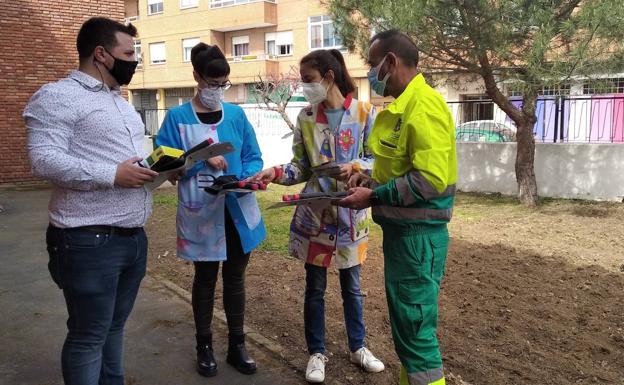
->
xmin=124 ymin=0 xmax=624 ymax=144
xmin=124 ymin=0 xmax=374 ymax=115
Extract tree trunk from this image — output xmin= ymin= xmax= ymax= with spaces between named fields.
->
xmin=478 ymin=62 xmax=539 ymax=206
xmin=276 ymin=105 xmax=296 ymax=132
xmin=515 ymin=113 xmax=539 ymax=207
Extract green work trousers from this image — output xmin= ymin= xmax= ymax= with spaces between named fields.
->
xmin=382 ymin=224 xmax=448 ymax=385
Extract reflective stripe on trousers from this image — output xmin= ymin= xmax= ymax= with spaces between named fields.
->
xmin=400 ymin=366 xmax=445 ymax=385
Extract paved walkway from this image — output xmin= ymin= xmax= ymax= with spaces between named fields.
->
xmin=0 ymin=186 xmax=303 ymax=385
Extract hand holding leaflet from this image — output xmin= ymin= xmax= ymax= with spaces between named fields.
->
xmin=144 ymin=139 xmax=235 ymax=190
xmin=267 ymin=191 xmax=348 ymax=209
xmin=199 ymin=174 xmax=268 ymax=195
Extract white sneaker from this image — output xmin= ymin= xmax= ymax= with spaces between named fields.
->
xmin=350 ymin=347 xmax=385 ymax=373
xmin=305 ymin=353 xmax=328 ymax=383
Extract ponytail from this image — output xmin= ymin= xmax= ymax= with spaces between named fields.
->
xmin=300 ymin=49 xmax=356 ymax=97
xmin=328 ymin=49 xmax=356 ymax=96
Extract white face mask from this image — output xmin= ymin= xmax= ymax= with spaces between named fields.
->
xmin=302 ymin=79 xmax=327 ymax=105
xmin=198 ymin=87 xmax=223 ymax=110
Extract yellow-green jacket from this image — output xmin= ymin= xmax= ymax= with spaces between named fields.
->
xmin=369 ymin=74 xmax=457 ymax=226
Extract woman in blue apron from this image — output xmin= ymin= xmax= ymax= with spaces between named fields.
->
xmin=155 ymin=43 xmax=265 ymax=377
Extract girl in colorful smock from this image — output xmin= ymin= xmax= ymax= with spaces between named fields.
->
xmin=155 ymin=43 xmax=265 ymax=378
xmin=252 ymin=49 xmax=384 ymax=383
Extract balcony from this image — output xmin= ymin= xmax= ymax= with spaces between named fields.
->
xmin=124 ymin=0 xmax=139 ymax=23
xmin=124 ymin=15 xmax=139 ymax=24
xmin=209 ymin=0 xmax=277 ymax=32
xmin=226 ymin=54 xmax=279 ymax=84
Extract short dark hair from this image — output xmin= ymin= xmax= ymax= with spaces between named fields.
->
xmin=76 ymin=17 xmax=137 ymax=59
xmin=370 ymin=30 xmax=419 ymax=68
xmin=191 ymin=43 xmax=230 ymax=79
xmin=300 ymin=49 xmax=356 ymax=97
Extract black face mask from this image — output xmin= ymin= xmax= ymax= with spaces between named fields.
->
xmin=102 ymin=48 xmax=138 ymax=86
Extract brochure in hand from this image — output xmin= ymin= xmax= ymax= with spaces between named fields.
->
xmin=199 ymin=174 xmax=268 ymax=195
xmin=267 ymin=191 xmax=348 ymax=209
xmin=310 ymin=162 xmax=343 ymax=177
xmin=143 ymin=139 xmax=235 ymax=190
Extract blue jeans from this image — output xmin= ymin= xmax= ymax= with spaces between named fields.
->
xmin=46 ymin=225 xmax=147 ymax=385
xmin=304 ymin=263 xmax=365 ymax=354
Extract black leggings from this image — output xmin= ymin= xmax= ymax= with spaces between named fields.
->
xmin=192 ymin=209 xmax=250 ymax=337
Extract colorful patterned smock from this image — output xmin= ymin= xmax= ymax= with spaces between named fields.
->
xmin=274 ymin=95 xmax=376 ymax=269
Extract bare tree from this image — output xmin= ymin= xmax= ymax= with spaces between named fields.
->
xmin=253 ymin=66 xmax=301 ymax=135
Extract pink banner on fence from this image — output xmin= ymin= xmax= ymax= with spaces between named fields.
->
xmin=590 ymin=96 xmax=614 ymax=142
xmin=612 ymin=94 xmax=624 ymax=143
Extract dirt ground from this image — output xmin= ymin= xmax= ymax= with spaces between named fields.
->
xmin=146 ymin=187 xmax=624 ymax=385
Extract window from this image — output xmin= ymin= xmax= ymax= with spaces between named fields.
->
xmin=265 ymin=31 xmax=293 ymax=57
xmin=309 ymin=16 xmax=342 ymax=49
xmin=232 ymin=36 xmax=249 ymax=57
xmin=180 ymin=0 xmax=198 ymax=8
xmin=182 ymin=38 xmax=200 ymax=62
xmin=134 ymin=40 xmax=142 ymax=67
xmin=279 ymin=44 xmax=292 ymax=56
xmin=149 ymin=42 xmax=166 ymax=64
xmin=508 ymin=83 xmax=571 ymax=97
xmin=583 ymin=77 xmax=624 ymax=95
xmin=461 ymin=95 xmax=493 ymax=122
xmin=540 ymin=83 xmax=570 ymax=96
xmin=509 ymin=88 xmax=523 ymax=97
xmin=266 ymin=40 xmax=276 ymax=56
xmin=147 ymin=0 xmax=163 ymax=15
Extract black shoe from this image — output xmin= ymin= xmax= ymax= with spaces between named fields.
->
xmin=226 ymin=334 xmax=257 ymax=375
xmin=196 ymin=334 xmax=218 ymax=377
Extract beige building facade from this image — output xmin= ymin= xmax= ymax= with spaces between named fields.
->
xmin=124 ymin=0 xmax=373 ymax=112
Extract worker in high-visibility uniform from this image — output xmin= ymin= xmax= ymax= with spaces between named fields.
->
xmin=338 ymin=29 xmax=457 ymax=385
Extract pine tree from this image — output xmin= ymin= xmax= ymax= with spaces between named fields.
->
xmin=328 ymin=0 xmax=624 ymax=205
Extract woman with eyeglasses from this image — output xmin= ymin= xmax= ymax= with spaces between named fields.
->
xmin=155 ymin=43 xmax=266 ymax=378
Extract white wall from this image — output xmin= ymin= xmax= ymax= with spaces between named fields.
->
xmin=145 ymin=133 xmax=623 ymax=201
xmin=241 ymin=104 xmax=303 ymax=167
xmin=144 ymin=136 xmax=154 ymax=156
xmin=457 ymin=143 xmax=624 ymax=201
xmin=143 ymin=105 xmax=301 ymax=169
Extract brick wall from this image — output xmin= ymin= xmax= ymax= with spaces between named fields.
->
xmin=0 ymin=1 xmax=125 ymax=183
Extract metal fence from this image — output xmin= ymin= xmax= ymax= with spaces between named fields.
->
xmin=137 ymin=95 xmax=624 ymax=143
xmin=136 ymin=105 xmax=304 ymax=138
xmin=137 ymin=109 xmax=167 ymax=136
xmin=448 ymin=95 xmax=624 ymax=143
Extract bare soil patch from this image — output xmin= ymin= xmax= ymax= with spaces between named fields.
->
xmin=146 ymin=187 xmax=624 ymax=385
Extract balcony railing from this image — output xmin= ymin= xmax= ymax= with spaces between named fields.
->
xmin=209 ymin=0 xmax=275 ymax=8
xmin=208 ymin=0 xmax=277 ymax=31
xmin=226 ymin=53 xmax=278 ymax=62
xmin=124 ymin=15 xmax=139 ymax=23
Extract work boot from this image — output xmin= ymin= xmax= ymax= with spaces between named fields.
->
xmin=226 ymin=334 xmax=257 ymax=374
xmin=196 ymin=334 xmax=217 ymax=377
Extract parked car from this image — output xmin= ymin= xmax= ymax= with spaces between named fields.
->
xmin=455 ymin=120 xmax=516 ymax=142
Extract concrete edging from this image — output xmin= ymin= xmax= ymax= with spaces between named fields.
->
xmin=147 ymin=269 xmax=345 ymax=385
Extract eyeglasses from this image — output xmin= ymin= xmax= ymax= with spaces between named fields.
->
xmin=201 ymin=77 xmax=232 ymax=91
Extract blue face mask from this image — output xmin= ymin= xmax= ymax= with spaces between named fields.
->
xmin=367 ymin=55 xmax=391 ymax=96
